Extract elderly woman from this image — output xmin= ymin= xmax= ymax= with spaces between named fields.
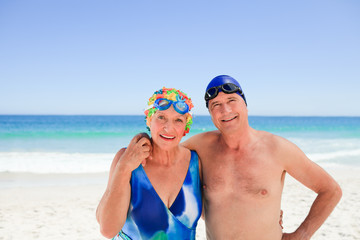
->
xmin=96 ymin=87 xmax=202 ymax=240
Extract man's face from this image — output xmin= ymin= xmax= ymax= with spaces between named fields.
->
xmin=208 ymin=92 xmax=247 ymax=133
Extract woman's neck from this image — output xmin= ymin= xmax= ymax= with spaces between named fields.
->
xmin=150 ymin=144 xmax=182 ymax=166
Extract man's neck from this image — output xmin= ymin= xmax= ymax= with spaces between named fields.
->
xmin=220 ymin=125 xmax=254 ymax=150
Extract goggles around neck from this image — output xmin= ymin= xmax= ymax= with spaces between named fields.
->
xmin=205 ymin=83 xmax=247 ymax=106
xmin=153 ymin=98 xmax=190 ymax=114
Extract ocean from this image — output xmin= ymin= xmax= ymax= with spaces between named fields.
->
xmin=1 ymin=115 xmax=359 ymax=173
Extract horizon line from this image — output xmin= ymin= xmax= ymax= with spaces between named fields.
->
xmin=1 ymin=114 xmax=360 ymax=118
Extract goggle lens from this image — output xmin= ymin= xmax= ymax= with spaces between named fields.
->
xmin=157 ymin=99 xmax=171 ymax=109
xmin=222 ymin=83 xmax=238 ymax=92
xmin=154 ymin=98 xmax=189 ymax=114
xmin=206 ymin=87 xmax=218 ymax=99
xmin=175 ymin=102 xmax=188 ymax=113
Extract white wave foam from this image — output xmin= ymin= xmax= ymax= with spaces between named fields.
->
xmin=1 ymin=147 xmax=359 ymax=174
xmin=307 ymin=149 xmax=360 ymax=162
xmin=0 ymin=152 xmax=114 ymax=173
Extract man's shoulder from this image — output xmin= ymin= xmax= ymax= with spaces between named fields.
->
xmin=254 ymin=129 xmax=275 ymax=140
xmin=185 ymin=129 xmax=217 ymax=137
xmin=198 ymin=129 xmax=220 ymax=136
xmin=192 ymin=130 xmax=221 ymax=141
xmin=254 ymin=130 xmax=300 ymax=157
xmin=254 ymin=130 xmax=290 ymax=149
xmin=182 ymin=130 xmax=220 ymax=149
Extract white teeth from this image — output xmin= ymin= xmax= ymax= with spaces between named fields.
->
xmin=160 ymin=134 xmax=175 ymax=139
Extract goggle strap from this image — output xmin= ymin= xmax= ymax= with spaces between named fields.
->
xmin=146 ymin=104 xmax=155 ymax=110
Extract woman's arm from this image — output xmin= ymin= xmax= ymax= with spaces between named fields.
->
xmin=96 ymin=134 xmax=151 ymax=239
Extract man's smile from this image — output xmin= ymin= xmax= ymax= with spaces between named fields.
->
xmin=221 ymin=115 xmax=237 ymax=122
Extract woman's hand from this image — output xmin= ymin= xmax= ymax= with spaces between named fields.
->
xmin=120 ymin=133 xmax=152 ymax=171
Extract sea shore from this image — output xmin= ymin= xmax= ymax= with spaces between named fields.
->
xmin=0 ymin=165 xmax=359 ymax=240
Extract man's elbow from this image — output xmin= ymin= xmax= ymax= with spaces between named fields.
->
xmin=318 ymin=179 xmax=342 ymax=204
xmin=333 ymin=182 xmax=342 ymax=203
xmin=324 ymin=180 xmax=342 ymax=204
xmin=95 ymin=206 xmax=101 ymax=224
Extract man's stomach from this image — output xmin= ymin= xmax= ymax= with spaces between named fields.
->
xmin=204 ymin=199 xmax=283 ymax=240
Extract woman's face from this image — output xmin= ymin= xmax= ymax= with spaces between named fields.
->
xmin=150 ymin=106 xmax=187 ymax=150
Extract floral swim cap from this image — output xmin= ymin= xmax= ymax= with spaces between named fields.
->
xmin=144 ymin=87 xmax=194 ymax=136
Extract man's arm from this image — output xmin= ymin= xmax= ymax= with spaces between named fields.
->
xmin=181 ymin=132 xmax=203 ymax=150
xmin=278 ymin=137 xmax=342 ymax=240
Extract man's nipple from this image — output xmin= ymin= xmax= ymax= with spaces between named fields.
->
xmin=260 ymin=189 xmax=268 ymax=196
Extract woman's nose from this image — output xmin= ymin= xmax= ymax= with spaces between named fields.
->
xmin=163 ymin=120 xmax=172 ymax=131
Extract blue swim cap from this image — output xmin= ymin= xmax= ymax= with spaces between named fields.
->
xmin=205 ymin=75 xmax=247 ymax=108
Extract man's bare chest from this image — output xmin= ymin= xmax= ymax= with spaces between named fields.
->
xmin=201 ymin=152 xmax=284 ymax=199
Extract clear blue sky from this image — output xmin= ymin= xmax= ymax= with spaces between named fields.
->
xmin=1 ymin=0 xmax=359 ymax=116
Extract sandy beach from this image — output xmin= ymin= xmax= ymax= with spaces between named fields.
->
xmin=0 ymin=166 xmax=359 ymax=240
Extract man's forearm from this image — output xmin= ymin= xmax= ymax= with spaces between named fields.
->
xmin=293 ymin=184 xmax=342 ymax=239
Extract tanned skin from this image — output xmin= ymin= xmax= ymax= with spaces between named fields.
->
xmin=182 ymin=92 xmax=342 ymax=240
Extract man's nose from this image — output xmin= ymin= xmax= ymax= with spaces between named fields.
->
xmin=222 ymin=103 xmax=231 ymax=113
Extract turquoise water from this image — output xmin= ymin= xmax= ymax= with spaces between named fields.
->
xmin=1 ymin=115 xmax=359 ymax=173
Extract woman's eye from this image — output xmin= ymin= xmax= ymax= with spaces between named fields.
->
xmin=176 ymin=119 xmax=183 ymax=123
xmin=158 ymin=115 xmax=164 ymax=120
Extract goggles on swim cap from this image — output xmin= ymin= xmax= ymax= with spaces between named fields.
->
xmin=205 ymin=83 xmax=247 ymax=106
xmin=154 ymin=98 xmax=190 ymax=114
xmin=144 ymin=87 xmax=194 ymax=136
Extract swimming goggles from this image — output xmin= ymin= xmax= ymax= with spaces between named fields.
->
xmin=153 ymin=98 xmax=190 ymax=114
xmin=204 ymin=83 xmax=247 ymax=105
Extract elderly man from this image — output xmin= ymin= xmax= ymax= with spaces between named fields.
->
xmin=182 ymin=75 xmax=342 ymax=240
